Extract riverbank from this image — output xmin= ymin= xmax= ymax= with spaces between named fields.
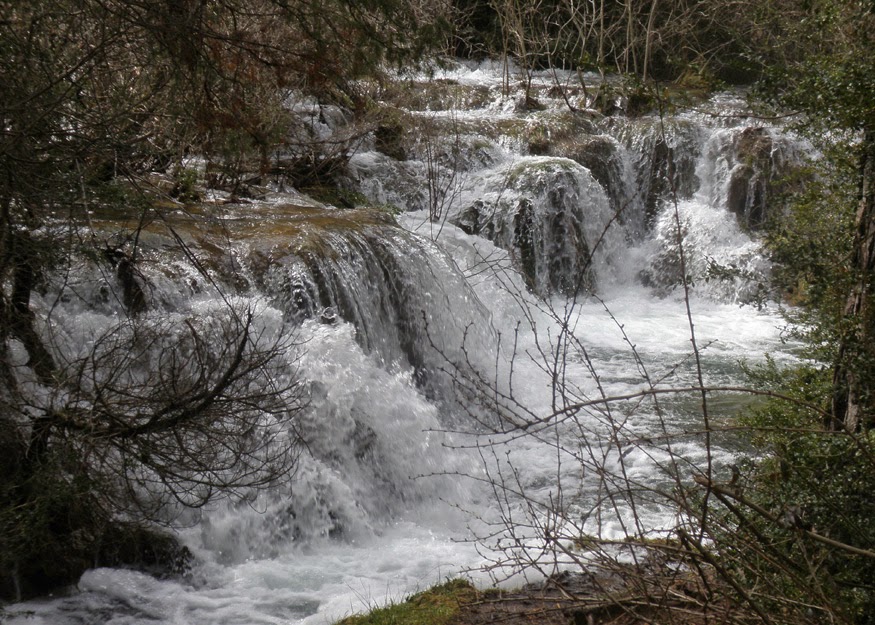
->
xmin=337 ymin=565 xmax=743 ymax=625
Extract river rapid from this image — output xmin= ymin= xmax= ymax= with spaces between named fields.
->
xmin=5 ymin=61 xmax=805 ymax=625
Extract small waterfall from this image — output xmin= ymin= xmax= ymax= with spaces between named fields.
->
xmin=631 ymin=121 xmax=809 ymax=301
xmin=548 ymin=132 xmax=646 ymax=239
xmin=63 ymin=206 xmax=495 ymax=378
xmin=697 ymin=125 xmax=805 ymax=229
xmin=605 ymin=116 xmax=703 ymax=228
xmin=347 ymin=77 xmax=810 ymax=302
xmin=259 ymin=206 xmax=496 ymax=396
xmin=451 ymin=156 xmax=624 ymax=296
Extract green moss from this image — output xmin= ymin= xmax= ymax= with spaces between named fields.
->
xmin=492 ymin=113 xmax=592 ymax=155
xmin=505 ymin=158 xmax=577 ymax=186
xmin=335 ymin=579 xmax=477 ymax=625
xmin=381 ymin=79 xmax=493 ymax=112
xmin=302 ymin=186 xmax=370 ymax=208
xmin=171 ymin=167 xmax=202 ymax=202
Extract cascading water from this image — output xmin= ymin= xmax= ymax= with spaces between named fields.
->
xmin=257 ymin=207 xmax=495 ymax=397
xmin=449 ymin=156 xmax=618 ymax=295
xmin=633 ymin=117 xmax=809 ymax=301
xmin=5 ymin=62 xmax=809 ymax=625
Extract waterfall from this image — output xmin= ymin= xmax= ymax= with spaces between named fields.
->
xmin=348 ymin=71 xmax=809 ymax=303
xmin=630 ymin=123 xmax=809 ymax=301
xmin=17 ymin=203 xmax=492 ymax=563
xmin=258 ymin=207 xmax=495 ymax=395
xmin=450 ymin=156 xmax=621 ymax=296
xmin=4 ymin=64 xmax=808 ymax=625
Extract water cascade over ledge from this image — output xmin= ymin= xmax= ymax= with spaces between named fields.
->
xmin=6 ymin=62 xmax=809 ymax=625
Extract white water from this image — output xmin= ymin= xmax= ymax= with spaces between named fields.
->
xmin=6 ymin=293 xmax=792 ymax=625
xmin=5 ymin=62 xmax=805 ymax=624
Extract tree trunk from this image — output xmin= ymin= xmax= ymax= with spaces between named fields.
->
xmin=642 ymin=0 xmax=659 ymax=82
xmin=8 ymin=233 xmax=57 ymax=384
xmin=831 ymin=128 xmax=875 ymax=431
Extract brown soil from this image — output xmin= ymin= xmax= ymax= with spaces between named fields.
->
xmin=450 ymin=572 xmax=628 ymax=625
xmin=450 ymin=569 xmax=745 ymax=625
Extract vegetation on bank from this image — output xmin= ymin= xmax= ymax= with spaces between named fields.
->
xmin=1 ymin=1 xmax=874 ymax=624
xmin=336 ymin=579 xmax=479 ymax=625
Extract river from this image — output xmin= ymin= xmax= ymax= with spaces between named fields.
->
xmin=5 ymin=60 xmax=805 ymax=625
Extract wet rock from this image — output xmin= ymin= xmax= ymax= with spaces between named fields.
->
xmin=375 ymin=123 xmax=406 ymax=161
xmin=454 ymin=158 xmax=612 ymax=297
xmin=724 ymin=127 xmax=778 ymax=229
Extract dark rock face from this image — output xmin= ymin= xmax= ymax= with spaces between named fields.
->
xmin=375 ymin=124 xmax=406 ymax=161
xmin=96 ymin=524 xmax=193 ymax=578
xmin=724 ymin=127 xmax=779 ymax=230
xmin=605 ymin=118 xmax=701 ymax=231
xmin=645 ymin=134 xmax=699 ymax=223
xmin=553 ymin=135 xmax=620 ymax=194
xmin=453 ymin=159 xmax=609 ymax=297
xmin=507 ymin=192 xmax=593 ymax=295
xmin=1 ymin=517 xmax=191 ymax=602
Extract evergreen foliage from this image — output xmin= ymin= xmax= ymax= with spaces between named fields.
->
xmin=726 ymin=361 xmax=875 ymax=624
xmin=766 ymin=148 xmax=858 ymax=358
xmin=756 ymin=0 xmax=875 ymax=432
xmin=720 ymin=3 xmax=875 ymax=622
